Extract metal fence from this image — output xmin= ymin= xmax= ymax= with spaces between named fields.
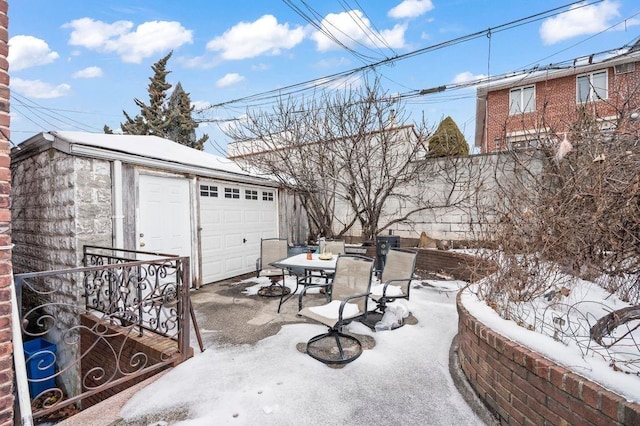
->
xmin=15 ymin=246 xmax=191 ymax=421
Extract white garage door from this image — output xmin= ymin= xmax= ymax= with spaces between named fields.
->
xmin=199 ymin=180 xmax=278 ymax=284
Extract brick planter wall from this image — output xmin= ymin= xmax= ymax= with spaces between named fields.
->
xmin=457 ymin=292 xmax=640 ymax=425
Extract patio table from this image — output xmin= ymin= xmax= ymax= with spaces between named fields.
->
xmin=270 ymin=253 xmax=338 ymax=312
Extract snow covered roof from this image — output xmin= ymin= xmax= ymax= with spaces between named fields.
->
xmin=12 ymin=131 xmax=278 ymax=186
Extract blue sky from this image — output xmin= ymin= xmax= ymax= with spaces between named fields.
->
xmin=8 ymin=0 xmax=640 ymax=155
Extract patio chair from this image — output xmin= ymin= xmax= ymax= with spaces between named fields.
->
xmin=361 ymin=248 xmax=418 ymax=330
xmin=314 ymin=239 xmax=346 ymax=287
xmin=319 ymin=239 xmax=345 ymax=255
xmin=298 ymin=254 xmax=375 ymax=364
xmin=256 ymin=238 xmax=290 ymax=299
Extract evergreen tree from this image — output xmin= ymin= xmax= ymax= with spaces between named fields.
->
xmin=166 ymin=82 xmax=209 ymax=150
xmin=108 ymin=51 xmax=208 ymax=150
xmin=428 ymin=116 xmax=469 ymax=157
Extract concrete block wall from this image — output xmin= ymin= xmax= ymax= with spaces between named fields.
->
xmin=0 ymin=1 xmax=11 ymax=423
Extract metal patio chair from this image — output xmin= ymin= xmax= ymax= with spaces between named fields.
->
xmin=319 ymin=239 xmax=346 ymax=255
xmin=361 ymin=248 xmax=418 ymax=330
xmin=256 ymin=238 xmax=290 ymax=299
xmin=298 ymin=254 xmax=375 ymax=364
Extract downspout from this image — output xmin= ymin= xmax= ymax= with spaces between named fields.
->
xmin=112 ymin=160 xmax=124 ymax=248
xmin=11 ymin=269 xmax=34 ymax=425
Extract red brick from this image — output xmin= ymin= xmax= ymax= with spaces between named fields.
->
xmin=600 ymin=392 xmax=625 ymax=422
xmin=579 ymin=380 xmax=600 ymax=410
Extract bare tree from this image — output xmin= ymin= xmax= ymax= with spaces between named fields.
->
xmin=225 ymin=78 xmax=479 ymax=241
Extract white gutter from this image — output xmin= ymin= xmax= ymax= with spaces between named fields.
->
xmin=112 ymin=160 xmax=124 ymax=248
xmin=11 ymin=269 xmax=33 ymax=426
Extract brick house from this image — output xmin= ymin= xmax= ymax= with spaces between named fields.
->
xmin=475 ymin=42 xmax=640 ymax=153
xmin=0 ymin=1 xmax=12 ymax=424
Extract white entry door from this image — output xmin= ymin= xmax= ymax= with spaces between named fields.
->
xmin=199 ymin=180 xmax=278 ymax=284
xmin=138 ymin=174 xmax=192 ymax=258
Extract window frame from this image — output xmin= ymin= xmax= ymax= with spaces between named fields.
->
xmin=224 ymin=187 xmax=240 ymax=199
xmin=576 ymin=70 xmax=608 ymax=103
xmin=508 ymin=85 xmax=535 ymax=115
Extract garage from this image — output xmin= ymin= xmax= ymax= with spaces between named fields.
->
xmin=199 ymin=179 xmax=278 ymax=284
xmin=10 ymin=131 xmax=281 ymax=288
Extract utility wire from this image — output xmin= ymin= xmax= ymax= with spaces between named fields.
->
xmin=200 ymin=0 xmax=602 ymax=116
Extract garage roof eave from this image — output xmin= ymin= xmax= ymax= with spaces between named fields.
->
xmin=68 ymin=143 xmax=279 ymax=187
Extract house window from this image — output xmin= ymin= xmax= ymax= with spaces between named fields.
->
xmin=509 ymin=86 xmax=535 ymax=115
xmin=200 ymin=185 xmax=218 ymax=197
xmin=245 ymin=189 xmax=258 ymax=200
xmin=224 ymin=188 xmax=240 ymax=199
xmin=577 ymin=70 xmax=608 ymax=103
xmin=262 ymin=191 xmax=274 ymax=201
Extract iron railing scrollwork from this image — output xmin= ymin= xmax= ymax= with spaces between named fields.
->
xmin=15 ymin=246 xmax=191 ymax=421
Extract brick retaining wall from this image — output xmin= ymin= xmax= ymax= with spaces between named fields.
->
xmin=457 ymin=292 xmax=640 ymax=425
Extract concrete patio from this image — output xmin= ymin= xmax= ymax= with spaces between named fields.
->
xmin=59 ymin=273 xmax=497 ymax=425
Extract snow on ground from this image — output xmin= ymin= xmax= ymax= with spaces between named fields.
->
xmin=119 ymin=280 xmax=482 ymax=425
xmin=461 ymin=280 xmax=640 ymax=403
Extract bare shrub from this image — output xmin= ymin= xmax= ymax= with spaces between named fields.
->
xmin=474 ymin=107 xmax=640 ymax=318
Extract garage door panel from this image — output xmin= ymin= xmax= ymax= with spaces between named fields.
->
xmin=199 ymin=180 xmax=278 ymax=284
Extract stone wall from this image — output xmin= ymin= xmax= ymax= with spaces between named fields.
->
xmin=11 ymin=150 xmax=112 ymax=272
xmin=457 ymin=292 xmax=640 ymax=425
xmin=0 ymin=1 xmax=11 ymax=424
xmin=11 ymin=150 xmax=113 ymax=401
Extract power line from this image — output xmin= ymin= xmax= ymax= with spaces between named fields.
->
xmin=200 ymin=0 xmax=603 ymax=117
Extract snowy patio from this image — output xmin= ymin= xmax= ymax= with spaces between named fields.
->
xmin=60 ymin=274 xmax=493 ymax=425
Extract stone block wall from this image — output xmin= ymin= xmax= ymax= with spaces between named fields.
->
xmin=11 ymin=150 xmax=113 ymax=272
xmin=457 ymin=293 xmax=640 ymax=425
xmin=0 ymin=1 xmax=11 ymax=424
xmin=11 ymin=149 xmax=113 ymax=401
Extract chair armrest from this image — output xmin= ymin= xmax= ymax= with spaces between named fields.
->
xmin=298 ymin=283 xmax=331 ymax=311
xmin=337 ymin=292 xmax=371 ymax=326
xmin=381 ymin=278 xmax=413 ymax=296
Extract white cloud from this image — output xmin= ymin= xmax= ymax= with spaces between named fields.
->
xmin=8 ymin=35 xmax=59 ymax=71
xmin=207 ymin=15 xmax=305 ymax=60
xmin=72 ymin=66 xmax=103 ymax=78
xmin=539 ymin=0 xmax=621 ymax=45
xmin=63 ymin=18 xmax=193 ymax=63
xmin=11 ymin=77 xmax=71 ymax=98
xmin=216 ymin=73 xmax=245 ymax=88
xmin=314 ymin=74 xmax=362 ymax=90
xmin=251 ymin=63 xmax=270 ymax=71
xmin=388 ymin=0 xmax=434 ymax=19
xmin=312 ymin=10 xmax=406 ymax=52
xmin=452 ymin=71 xmax=487 ymax=84
xmin=191 ymin=100 xmax=212 ymax=112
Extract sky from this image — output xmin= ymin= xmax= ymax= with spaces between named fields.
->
xmin=8 ymin=0 xmax=640 ymax=155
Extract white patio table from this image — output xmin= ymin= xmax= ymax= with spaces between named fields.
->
xmin=270 ymin=253 xmax=338 ymax=312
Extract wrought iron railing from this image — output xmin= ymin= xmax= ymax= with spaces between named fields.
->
xmin=15 ymin=246 xmax=191 ymax=422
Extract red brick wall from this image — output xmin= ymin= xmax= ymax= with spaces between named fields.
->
xmin=0 ymin=1 xmax=12 ymax=424
xmin=483 ymin=62 xmax=640 ymax=152
xmin=457 ymin=293 xmax=640 ymax=425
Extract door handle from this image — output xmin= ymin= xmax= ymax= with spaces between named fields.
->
xmin=140 ymin=242 xmax=146 ymax=247
xmin=243 ymin=238 xmax=247 ymax=243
